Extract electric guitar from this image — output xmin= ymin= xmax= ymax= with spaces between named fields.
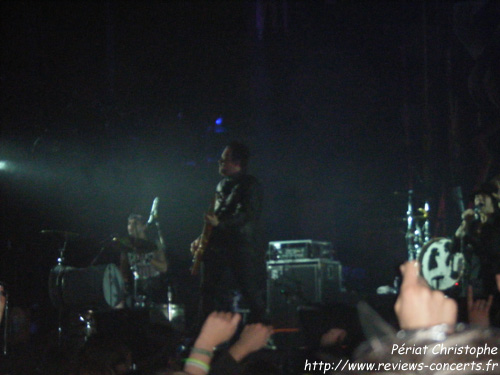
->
xmin=190 ymin=199 xmax=215 ymax=276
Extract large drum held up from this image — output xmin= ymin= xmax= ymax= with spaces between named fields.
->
xmin=49 ymin=264 xmax=124 ymax=310
xmin=418 ymin=237 xmax=465 ymax=291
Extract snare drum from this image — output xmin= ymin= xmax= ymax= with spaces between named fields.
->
xmin=49 ymin=264 xmax=124 ymax=310
xmin=418 ymin=237 xmax=464 ymax=291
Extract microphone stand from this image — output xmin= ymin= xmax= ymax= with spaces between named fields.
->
xmin=154 ymin=220 xmax=170 ymax=304
xmin=90 ymin=246 xmax=106 ymax=266
xmin=154 ymin=220 xmax=165 ymax=251
xmin=153 ymin=218 xmax=174 ymax=316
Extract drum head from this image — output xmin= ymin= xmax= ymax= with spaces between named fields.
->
xmin=49 ymin=264 xmax=124 ymax=310
xmin=102 ymin=264 xmax=125 ymax=308
xmin=418 ymin=237 xmax=464 ymax=291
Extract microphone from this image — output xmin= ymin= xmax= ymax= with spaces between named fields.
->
xmin=147 ymin=197 xmax=160 ymax=225
xmin=474 ymin=204 xmax=484 ymax=221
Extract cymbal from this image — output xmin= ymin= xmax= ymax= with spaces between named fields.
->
xmin=40 ymin=230 xmax=80 ymax=240
xmin=112 ymin=237 xmax=157 ymax=253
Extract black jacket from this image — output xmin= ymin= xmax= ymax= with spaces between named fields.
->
xmin=209 ymin=173 xmax=263 ymax=250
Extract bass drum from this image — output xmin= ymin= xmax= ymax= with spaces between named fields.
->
xmin=49 ymin=264 xmax=124 ymax=310
xmin=418 ymin=237 xmax=465 ymax=291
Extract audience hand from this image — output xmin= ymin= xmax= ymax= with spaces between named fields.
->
xmin=394 ymin=261 xmax=457 ymax=330
xmin=0 ymin=285 xmax=5 ymax=324
xmin=194 ymin=312 xmax=241 ymax=350
xmin=461 ymin=209 xmax=476 ymax=221
xmin=467 ymin=285 xmax=493 ymax=327
xmin=455 ymin=209 xmax=475 ymax=238
xmin=320 ymin=328 xmax=347 ymax=347
xmin=228 ymin=323 xmax=273 ymax=362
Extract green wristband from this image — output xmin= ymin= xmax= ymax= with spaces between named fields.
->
xmin=185 ymin=357 xmax=210 ymax=373
xmin=191 ymin=347 xmax=214 ymax=358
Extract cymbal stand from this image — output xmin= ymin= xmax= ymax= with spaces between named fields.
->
xmin=56 ymin=237 xmax=69 ymax=345
xmin=131 ymin=265 xmax=146 ymax=308
xmin=405 ymin=190 xmax=417 ymax=260
xmin=405 ymin=191 xmax=431 ymax=261
xmin=422 ymin=201 xmax=430 ymax=244
xmin=57 ymin=235 xmax=69 ymax=266
xmin=413 ymin=201 xmax=431 ymax=260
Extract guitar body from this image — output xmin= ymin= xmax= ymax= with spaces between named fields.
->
xmin=190 ymin=199 xmax=215 ymax=276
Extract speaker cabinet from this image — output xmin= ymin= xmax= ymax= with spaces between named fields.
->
xmin=266 ymin=259 xmax=342 ymax=327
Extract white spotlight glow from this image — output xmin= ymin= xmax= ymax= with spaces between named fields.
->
xmin=0 ymin=160 xmax=15 ymax=172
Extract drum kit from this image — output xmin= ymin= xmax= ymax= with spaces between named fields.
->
xmin=42 ymin=229 xmax=184 ymax=346
xmin=403 ymin=190 xmax=465 ymax=292
xmin=46 ymin=230 xmax=125 ymax=312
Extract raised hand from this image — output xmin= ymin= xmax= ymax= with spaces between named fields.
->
xmin=228 ymin=323 xmax=274 ymax=362
xmin=394 ymin=261 xmax=457 ymax=330
xmin=194 ymin=312 xmax=242 ymax=350
xmin=467 ymin=285 xmax=493 ymax=327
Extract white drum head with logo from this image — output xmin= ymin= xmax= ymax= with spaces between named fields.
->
xmin=418 ymin=237 xmax=464 ymax=290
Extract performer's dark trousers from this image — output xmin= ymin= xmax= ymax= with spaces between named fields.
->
xmin=200 ymin=242 xmax=267 ymax=324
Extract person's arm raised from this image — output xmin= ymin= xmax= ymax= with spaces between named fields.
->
xmin=184 ymin=312 xmax=241 ymax=375
xmin=394 ymin=261 xmax=457 ymax=330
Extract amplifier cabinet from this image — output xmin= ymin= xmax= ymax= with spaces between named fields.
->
xmin=266 ymin=259 xmax=342 ymax=327
xmin=267 ymin=239 xmax=334 ymax=260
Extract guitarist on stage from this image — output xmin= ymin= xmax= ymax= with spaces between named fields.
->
xmin=191 ymin=141 xmax=266 ymax=324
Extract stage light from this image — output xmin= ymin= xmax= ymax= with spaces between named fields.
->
xmin=214 ymin=117 xmax=226 ymax=134
xmin=0 ymin=161 xmax=13 ymax=172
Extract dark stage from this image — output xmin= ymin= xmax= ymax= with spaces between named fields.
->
xmin=1 ymin=1 xmax=500 ymax=374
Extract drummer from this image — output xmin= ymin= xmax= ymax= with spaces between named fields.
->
xmin=119 ymin=214 xmax=168 ymax=306
xmin=454 ymin=183 xmax=500 ymax=298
